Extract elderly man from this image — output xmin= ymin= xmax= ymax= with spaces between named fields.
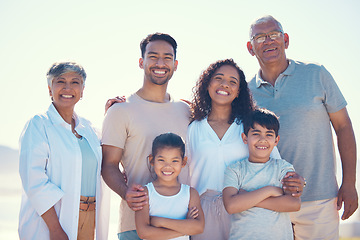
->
xmin=247 ymin=15 xmax=358 ymax=239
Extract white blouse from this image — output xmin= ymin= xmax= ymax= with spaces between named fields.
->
xmin=186 ymin=118 xmax=280 ymax=195
xmin=18 ymin=104 xmax=110 ymax=240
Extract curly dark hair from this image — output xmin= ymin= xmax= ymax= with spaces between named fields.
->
xmin=191 ymin=58 xmax=255 ymax=124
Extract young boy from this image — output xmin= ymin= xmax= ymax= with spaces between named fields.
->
xmin=222 ymin=108 xmax=301 ymax=240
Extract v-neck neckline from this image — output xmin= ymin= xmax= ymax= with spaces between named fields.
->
xmin=203 ymin=117 xmax=236 ymax=142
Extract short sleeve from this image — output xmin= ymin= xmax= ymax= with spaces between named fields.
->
xmin=101 ymin=103 xmax=129 ymax=149
xmin=319 ymin=65 xmax=347 ymax=113
xmin=279 ymin=159 xmax=295 ymax=182
xmin=223 ymin=162 xmax=241 ymax=190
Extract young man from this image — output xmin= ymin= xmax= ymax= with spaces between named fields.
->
xmin=101 ymin=33 xmax=190 ymax=240
xmin=247 ymin=15 xmax=358 ymax=239
xmin=223 ymin=108 xmax=300 ymax=240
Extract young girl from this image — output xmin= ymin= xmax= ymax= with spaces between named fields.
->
xmin=135 ymin=133 xmax=204 ymax=240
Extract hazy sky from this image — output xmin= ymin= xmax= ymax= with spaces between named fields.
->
xmin=0 ymin=0 xmax=359 ymax=151
xmin=1 ymin=1 xmax=360 ymax=238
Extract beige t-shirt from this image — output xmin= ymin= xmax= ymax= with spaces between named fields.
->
xmin=102 ymin=93 xmax=190 ymax=233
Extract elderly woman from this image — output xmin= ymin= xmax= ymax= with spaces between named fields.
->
xmin=18 ymin=62 xmax=109 ymax=240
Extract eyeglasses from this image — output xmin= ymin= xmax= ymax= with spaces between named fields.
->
xmin=251 ymin=31 xmax=283 ymax=44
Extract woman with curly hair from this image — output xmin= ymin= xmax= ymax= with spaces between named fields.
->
xmin=186 ymin=59 xmax=280 ymax=240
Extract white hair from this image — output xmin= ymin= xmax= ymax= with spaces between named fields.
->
xmin=46 ymin=61 xmax=86 ymax=86
xmin=249 ymin=15 xmax=284 ymax=39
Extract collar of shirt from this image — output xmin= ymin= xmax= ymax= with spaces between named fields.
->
xmin=255 ymin=59 xmax=296 ymax=88
xmin=47 ymin=103 xmax=85 ymax=133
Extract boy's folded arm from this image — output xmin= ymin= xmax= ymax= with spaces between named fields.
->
xmin=223 ymin=186 xmax=283 ymax=214
xmin=256 ymin=194 xmax=301 ymax=212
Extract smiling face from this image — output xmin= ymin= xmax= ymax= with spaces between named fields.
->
xmin=139 ymin=40 xmax=178 ymax=86
xmin=207 ymin=65 xmax=240 ymax=107
xmin=242 ymin=123 xmax=279 ymax=163
xmin=150 ymin=147 xmax=186 ymax=184
xmin=247 ymin=19 xmax=289 ymax=67
xmin=48 ymin=71 xmax=84 ymax=111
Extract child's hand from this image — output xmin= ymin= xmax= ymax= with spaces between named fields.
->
xmin=186 ymin=206 xmax=199 ymax=219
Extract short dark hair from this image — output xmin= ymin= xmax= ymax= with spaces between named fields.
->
xmin=243 ymin=108 xmax=280 ymax=136
xmin=151 ymin=132 xmax=185 ymax=159
xmin=140 ymin=33 xmax=177 ymax=59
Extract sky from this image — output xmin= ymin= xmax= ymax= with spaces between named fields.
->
xmin=0 ymin=0 xmax=360 ymax=238
xmin=0 ymin=0 xmax=359 ymax=153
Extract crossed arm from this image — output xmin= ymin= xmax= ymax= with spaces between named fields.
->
xmin=135 ymin=187 xmax=204 ymax=240
xmin=223 ymin=185 xmax=301 ymax=215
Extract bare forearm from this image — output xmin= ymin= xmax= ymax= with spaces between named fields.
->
xmin=41 ymin=207 xmax=68 ymax=239
xmin=256 ymin=195 xmax=301 ymax=212
xmin=42 ymin=207 xmax=62 ymax=231
xmin=101 ymin=145 xmax=128 ymax=199
xmin=101 ymin=163 xmax=128 ymax=199
xmin=154 ymin=217 xmax=203 ymax=236
xmin=337 ymin=125 xmax=357 ymax=185
xmin=137 ymin=225 xmax=183 ymax=240
xmin=223 ymin=186 xmax=279 ymax=214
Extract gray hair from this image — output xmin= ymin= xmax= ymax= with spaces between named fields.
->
xmin=249 ymin=15 xmax=284 ymax=39
xmin=46 ymin=61 xmax=87 ymax=86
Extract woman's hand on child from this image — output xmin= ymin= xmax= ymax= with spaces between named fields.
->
xmin=126 ymin=184 xmax=148 ymax=211
xmin=187 ymin=206 xmax=199 ymax=219
xmin=281 ymin=171 xmax=305 ymax=197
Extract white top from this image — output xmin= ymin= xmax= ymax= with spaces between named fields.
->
xmin=186 ymin=118 xmax=280 ymax=195
xmin=146 ymin=182 xmax=190 ymax=240
xmin=223 ymin=158 xmax=295 ymax=240
xmin=18 ymin=104 xmax=110 ymax=240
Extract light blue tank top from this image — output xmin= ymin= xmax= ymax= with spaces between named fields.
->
xmin=78 ymin=137 xmax=98 ymax=197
